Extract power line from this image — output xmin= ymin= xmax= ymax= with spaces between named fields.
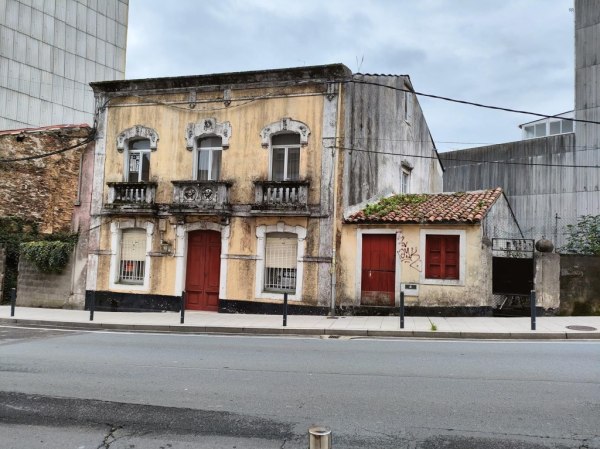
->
xmin=346 ymin=78 xmax=595 ymax=125
xmin=331 ymin=145 xmax=600 ymax=169
xmin=0 ymin=130 xmax=96 ymax=163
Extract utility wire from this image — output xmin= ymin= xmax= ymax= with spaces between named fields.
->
xmin=331 ymin=145 xmax=600 ymax=169
xmin=346 ymin=78 xmax=594 ymax=125
xmin=0 ymin=130 xmax=96 ymax=163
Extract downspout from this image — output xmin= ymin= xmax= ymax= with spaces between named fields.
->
xmin=330 ymin=81 xmax=344 ymax=317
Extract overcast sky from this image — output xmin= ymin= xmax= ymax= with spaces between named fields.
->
xmin=126 ymin=0 xmax=575 ymax=152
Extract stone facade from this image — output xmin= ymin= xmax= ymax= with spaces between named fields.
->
xmin=0 ymin=125 xmax=92 ymax=234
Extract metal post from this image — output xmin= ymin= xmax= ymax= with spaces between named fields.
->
xmin=530 ymin=289 xmax=536 ymax=331
xmin=400 ymin=291 xmax=405 ymax=329
xmin=89 ymin=291 xmax=95 ymax=321
xmin=10 ymin=288 xmax=16 ymax=317
xmin=309 ymin=426 xmax=332 ymax=449
xmin=283 ymin=292 xmax=288 ymax=327
xmin=180 ymin=292 xmax=185 ymax=324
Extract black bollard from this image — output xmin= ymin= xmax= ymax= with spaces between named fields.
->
xmin=10 ymin=288 xmax=16 ymax=317
xmin=530 ymin=290 xmax=536 ymax=331
xmin=283 ymin=292 xmax=288 ymax=327
xmin=89 ymin=291 xmax=95 ymax=321
xmin=180 ymin=292 xmax=185 ymax=324
xmin=400 ymin=291 xmax=405 ymax=329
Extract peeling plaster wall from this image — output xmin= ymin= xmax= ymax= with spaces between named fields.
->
xmin=343 ymin=74 xmax=443 ymax=210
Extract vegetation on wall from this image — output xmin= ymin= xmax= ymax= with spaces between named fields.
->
xmin=561 ymin=215 xmax=600 ymax=255
xmin=20 ymin=239 xmax=76 ymax=274
xmin=0 ymin=217 xmax=77 ymax=302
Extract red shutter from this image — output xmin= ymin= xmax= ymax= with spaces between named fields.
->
xmin=426 ymin=235 xmax=460 ymax=280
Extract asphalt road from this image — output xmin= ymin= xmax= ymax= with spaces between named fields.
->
xmin=0 ymin=325 xmax=599 ymax=449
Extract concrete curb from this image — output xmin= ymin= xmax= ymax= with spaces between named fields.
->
xmin=2 ymin=317 xmax=600 ymax=339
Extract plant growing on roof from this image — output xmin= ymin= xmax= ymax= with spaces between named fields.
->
xmin=20 ymin=235 xmax=78 ymax=274
xmin=363 ymin=194 xmax=427 ymax=217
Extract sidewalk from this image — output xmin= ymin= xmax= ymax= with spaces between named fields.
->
xmin=1 ymin=306 xmax=600 ymax=339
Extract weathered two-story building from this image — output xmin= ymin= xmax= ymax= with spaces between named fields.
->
xmin=86 ymin=63 xmax=445 ymax=313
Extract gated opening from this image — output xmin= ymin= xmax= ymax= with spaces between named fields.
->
xmin=492 ymin=238 xmax=535 ymax=316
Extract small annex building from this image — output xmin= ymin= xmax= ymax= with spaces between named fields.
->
xmin=340 ymin=188 xmax=523 ymax=314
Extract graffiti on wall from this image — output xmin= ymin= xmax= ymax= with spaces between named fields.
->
xmin=398 ymin=234 xmax=422 ymax=272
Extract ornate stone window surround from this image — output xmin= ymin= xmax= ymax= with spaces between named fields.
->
xmin=109 ymin=220 xmax=155 ymax=292
xmin=255 ymin=222 xmax=306 ymax=301
xmin=116 ymin=125 xmax=159 ymax=182
xmin=173 ymin=221 xmax=231 ymax=299
xmin=260 ymin=118 xmax=311 ymax=181
xmin=185 ymin=118 xmax=232 ymax=181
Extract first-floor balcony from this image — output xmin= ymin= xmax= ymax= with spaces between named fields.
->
xmin=171 ymin=180 xmax=232 ymax=212
xmin=252 ymin=180 xmax=310 ymax=214
xmin=105 ymin=182 xmax=157 ymax=211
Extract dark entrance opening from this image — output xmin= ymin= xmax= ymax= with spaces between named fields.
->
xmin=492 ymin=238 xmax=535 ymax=316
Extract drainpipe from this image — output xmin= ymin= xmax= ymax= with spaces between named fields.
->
xmin=329 ymin=82 xmax=343 ymax=317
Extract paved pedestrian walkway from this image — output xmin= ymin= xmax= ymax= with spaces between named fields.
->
xmin=2 ymin=306 xmax=600 ymax=339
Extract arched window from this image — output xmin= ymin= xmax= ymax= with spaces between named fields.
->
xmin=127 ymin=139 xmax=151 ymax=182
xmin=271 ymin=133 xmax=300 ymax=181
xmin=116 ymin=125 xmax=158 ymax=182
xmin=197 ymin=136 xmax=223 ymax=181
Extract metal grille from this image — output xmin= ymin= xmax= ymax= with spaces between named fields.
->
xmin=120 ymin=229 xmax=146 ymax=283
xmin=264 ymin=233 xmax=297 ymax=292
xmin=119 ymin=259 xmax=145 ymax=283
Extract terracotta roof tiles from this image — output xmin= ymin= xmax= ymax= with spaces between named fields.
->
xmin=345 ymin=188 xmax=503 ymax=224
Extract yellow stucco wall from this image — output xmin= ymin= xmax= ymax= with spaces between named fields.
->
xmin=97 ymin=86 xmax=327 ymax=304
xmin=338 ymin=224 xmax=492 ymax=307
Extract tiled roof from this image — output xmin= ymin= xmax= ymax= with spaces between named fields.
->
xmin=345 ymin=188 xmax=503 ymax=224
xmin=0 ymin=124 xmax=90 ymax=136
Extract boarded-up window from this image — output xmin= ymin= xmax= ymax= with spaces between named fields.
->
xmin=264 ymin=232 xmax=297 ymax=292
xmin=120 ymin=229 xmax=146 ymax=283
xmin=425 ymin=235 xmax=459 ymax=280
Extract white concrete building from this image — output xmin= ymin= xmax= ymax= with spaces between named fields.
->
xmin=0 ymin=0 xmax=128 ymax=130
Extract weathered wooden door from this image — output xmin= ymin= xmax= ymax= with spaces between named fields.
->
xmin=185 ymin=230 xmax=221 ymax=311
xmin=361 ymin=234 xmax=396 ymax=306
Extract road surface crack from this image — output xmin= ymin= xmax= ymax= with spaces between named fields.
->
xmin=97 ymin=424 xmax=123 ymax=449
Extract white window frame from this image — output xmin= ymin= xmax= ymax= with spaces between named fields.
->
xmin=126 ymin=140 xmax=151 ymax=182
xmin=270 ymin=135 xmax=301 ymax=181
xmin=255 ymin=222 xmax=306 ymax=300
xmin=109 ymin=220 xmax=154 ymax=292
xmin=419 ymin=229 xmax=466 ymax=286
xmin=194 ymin=136 xmax=223 ymax=181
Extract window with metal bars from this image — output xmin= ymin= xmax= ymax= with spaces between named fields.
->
xmin=264 ymin=232 xmax=297 ymax=293
xmin=119 ymin=229 xmax=146 ymax=284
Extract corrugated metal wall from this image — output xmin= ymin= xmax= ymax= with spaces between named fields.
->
xmin=443 ymin=0 xmax=600 ymax=249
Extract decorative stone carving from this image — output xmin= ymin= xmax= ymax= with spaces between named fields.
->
xmin=116 ymin=125 xmax=159 ymax=152
xmin=185 ymin=118 xmax=232 ymax=150
xmin=260 ymin=117 xmax=311 ymax=148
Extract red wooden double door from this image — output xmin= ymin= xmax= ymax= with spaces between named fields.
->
xmin=185 ymin=230 xmax=221 ymax=311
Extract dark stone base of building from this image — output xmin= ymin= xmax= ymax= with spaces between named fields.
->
xmin=219 ymin=299 xmax=495 ymax=317
xmin=85 ymin=291 xmax=181 ymax=312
